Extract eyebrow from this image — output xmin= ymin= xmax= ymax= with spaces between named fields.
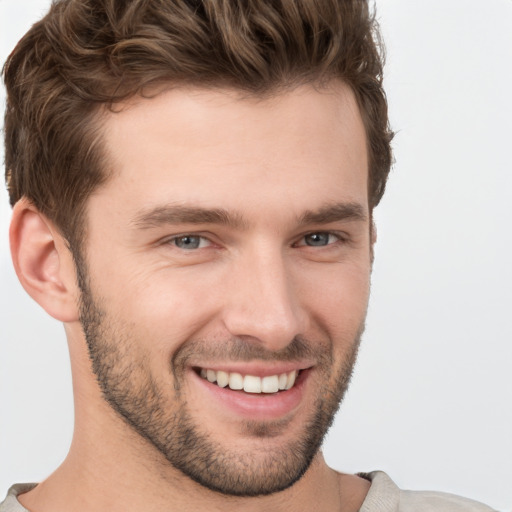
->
xmin=297 ymin=202 xmax=368 ymax=225
xmin=132 ymin=204 xmax=247 ymax=230
xmin=132 ymin=201 xmax=367 ymax=230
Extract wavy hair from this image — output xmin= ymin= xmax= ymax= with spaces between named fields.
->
xmin=3 ymin=0 xmax=393 ymax=245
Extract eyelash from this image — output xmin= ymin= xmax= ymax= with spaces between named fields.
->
xmin=294 ymin=232 xmax=345 ymax=248
xmin=168 ymin=234 xmax=212 ymax=250
xmin=166 ymin=231 xmax=346 ymax=251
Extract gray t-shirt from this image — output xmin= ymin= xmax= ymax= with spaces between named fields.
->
xmin=0 ymin=472 xmax=497 ymax=511
xmin=359 ymin=472 xmax=497 ymax=511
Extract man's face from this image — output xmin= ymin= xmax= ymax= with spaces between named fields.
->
xmin=77 ymin=83 xmax=371 ymax=496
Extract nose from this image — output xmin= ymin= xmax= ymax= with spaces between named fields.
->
xmin=220 ymin=245 xmax=308 ymax=352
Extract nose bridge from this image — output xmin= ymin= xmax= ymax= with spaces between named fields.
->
xmin=222 ymin=243 xmax=305 ymax=350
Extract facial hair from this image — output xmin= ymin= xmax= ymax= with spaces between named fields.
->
xmin=77 ymin=259 xmax=364 ymax=497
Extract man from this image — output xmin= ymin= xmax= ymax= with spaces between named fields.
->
xmin=0 ymin=0 xmax=499 ymax=511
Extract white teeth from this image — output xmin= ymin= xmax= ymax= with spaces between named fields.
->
xmin=285 ymin=370 xmax=297 ymax=390
xmin=216 ymin=370 xmax=229 ymax=388
xmin=228 ymin=372 xmax=244 ymax=390
xmin=199 ymin=368 xmax=300 ymax=393
xmin=261 ymin=375 xmax=279 ymax=393
xmin=243 ymin=375 xmax=261 ymax=393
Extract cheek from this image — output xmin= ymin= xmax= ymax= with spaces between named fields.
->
xmin=297 ymin=261 xmax=371 ymax=322
xmin=88 ymin=241 xmax=371 ymax=357
xmin=99 ymin=266 xmax=223 ymax=356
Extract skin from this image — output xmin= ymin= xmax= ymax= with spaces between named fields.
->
xmin=11 ymin=81 xmax=373 ymax=512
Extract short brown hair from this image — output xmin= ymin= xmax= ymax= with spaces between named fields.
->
xmin=3 ymin=0 xmax=393 ymax=245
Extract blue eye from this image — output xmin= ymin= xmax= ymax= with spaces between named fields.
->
xmin=172 ymin=235 xmax=206 ymax=250
xmin=303 ymin=232 xmax=337 ymax=247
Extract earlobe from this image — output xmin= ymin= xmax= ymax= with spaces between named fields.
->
xmin=9 ymin=198 xmax=80 ymax=323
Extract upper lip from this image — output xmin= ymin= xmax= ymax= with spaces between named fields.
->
xmin=191 ymin=361 xmax=314 ymax=377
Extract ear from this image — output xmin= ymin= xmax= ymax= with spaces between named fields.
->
xmin=10 ymin=198 xmax=80 ymax=323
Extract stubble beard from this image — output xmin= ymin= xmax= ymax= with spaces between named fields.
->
xmin=77 ymin=260 xmax=365 ymax=497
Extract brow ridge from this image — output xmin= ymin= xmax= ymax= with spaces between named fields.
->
xmin=132 ymin=201 xmax=367 ymax=231
xmin=297 ymin=202 xmax=368 ymax=225
xmin=132 ymin=204 xmax=247 ymax=230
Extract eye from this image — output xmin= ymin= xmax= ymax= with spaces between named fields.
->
xmin=170 ymin=235 xmax=211 ymax=250
xmin=298 ymin=232 xmax=341 ymax=247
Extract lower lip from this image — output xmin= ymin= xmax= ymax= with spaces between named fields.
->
xmin=191 ymin=369 xmax=309 ymax=421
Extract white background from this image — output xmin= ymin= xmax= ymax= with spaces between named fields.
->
xmin=1 ymin=1 xmax=511 ymax=510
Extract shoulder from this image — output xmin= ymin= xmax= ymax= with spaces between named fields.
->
xmin=0 ymin=484 xmax=36 ymax=512
xmin=359 ymin=471 xmax=497 ymax=512
xmin=399 ymin=489 xmax=497 ymax=512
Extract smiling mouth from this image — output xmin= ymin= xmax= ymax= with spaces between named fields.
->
xmin=196 ymin=368 xmax=301 ymax=394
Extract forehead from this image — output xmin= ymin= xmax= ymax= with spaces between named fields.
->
xmin=93 ymin=82 xmax=368 ymax=223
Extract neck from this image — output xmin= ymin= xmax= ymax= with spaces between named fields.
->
xmin=18 ymin=425 xmax=369 ymax=512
